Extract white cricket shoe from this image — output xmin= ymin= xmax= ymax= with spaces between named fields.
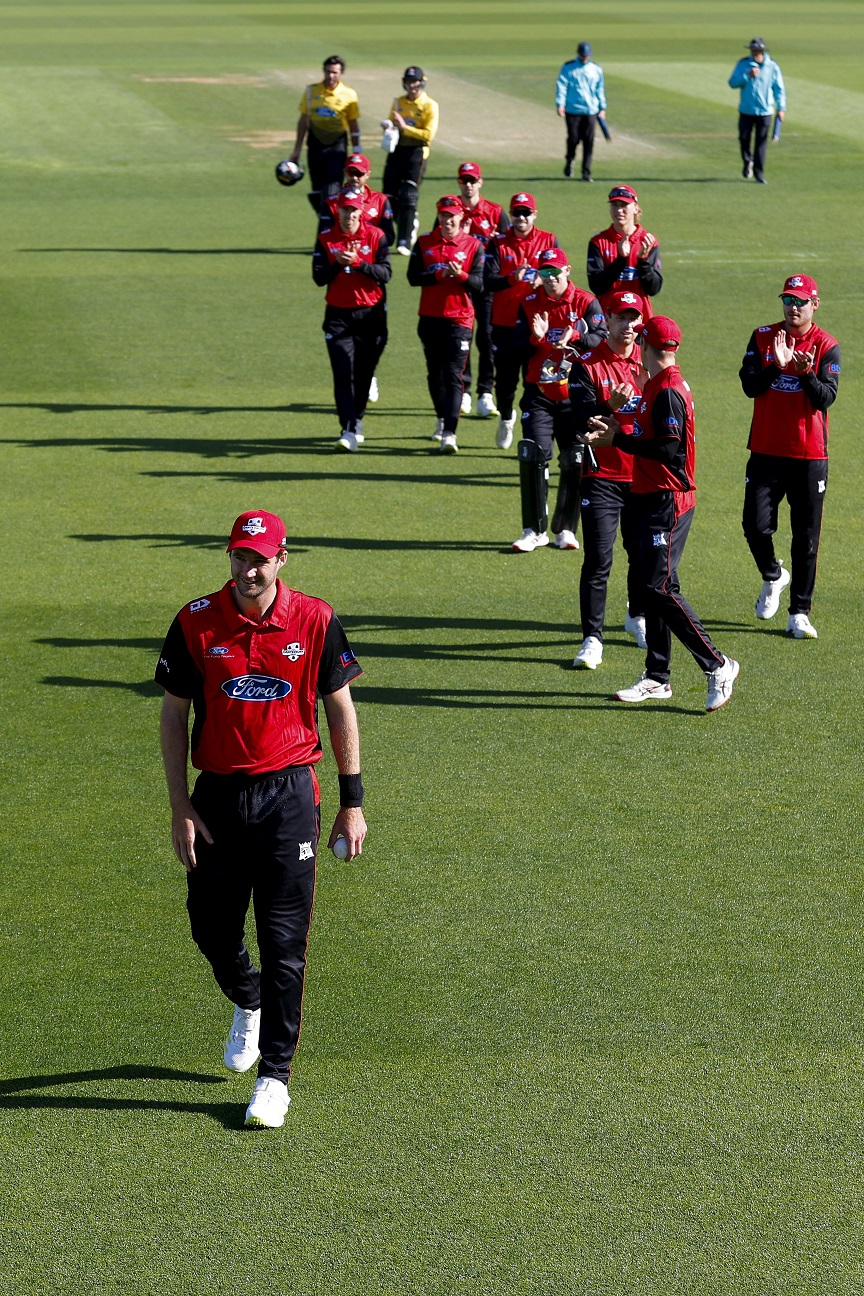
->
xmin=411 ymin=216 xmax=420 ymax=248
xmin=336 ymin=431 xmax=359 ymax=452
xmin=496 ymin=415 xmax=515 ymax=450
xmin=554 ymin=529 xmax=580 ymax=550
xmin=353 ymin=419 xmax=364 ymax=445
xmin=705 ymin=655 xmax=740 ymax=712
xmin=755 ymin=564 xmax=791 ymax=619
xmin=624 ymin=609 xmax=648 ymax=649
xmin=440 ymin=433 xmax=458 ymax=454
xmin=244 ymin=1077 xmax=290 ymax=1129
xmin=368 ymin=377 xmax=379 ymax=403
xmin=573 ymin=636 xmax=603 ymax=670
xmin=395 ymin=241 xmax=411 ymax=257
xmin=460 ymin=391 xmax=472 ymax=415
xmin=223 ymin=1005 xmax=260 ymax=1072
xmin=511 ymin=528 xmax=550 ymax=553
xmin=432 ymin=417 xmax=444 ymax=441
xmin=787 ymin=613 xmax=818 ymax=639
xmin=614 ymin=673 xmax=672 ymax=703
xmin=476 ymin=392 xmax=497 ymax=419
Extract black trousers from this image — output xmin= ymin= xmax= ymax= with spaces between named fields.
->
xmin=742 ymin=452 xmax=828 ymax=615
xmin=307 ymin=133 xmax=348 ymax=213
xmin=631 ymin=493 xmax=724 ymax=683
xmin=417 ymin=317 xmax=472 ymax=432
xmin=323 ymin=302 xmax=388 ymax=432
xmin=187 ymin=766 xmax=320 ymax=1083
xmin=491 ymin=324 xmax=528 ymax=419
xmin=579 ymin=476 xmax=644 ymax=640
xmin=565 ymin=113 xmax=596 ymax=178
xmin=738 ymin=114 xmax=771 ymax=181
xmin=519 ymin=383 xmax=577 ymax=457
xmin=462 ymin=289 xmax=495 ymax=396
xmin=382 ymin=145 xmax=426 ymax=244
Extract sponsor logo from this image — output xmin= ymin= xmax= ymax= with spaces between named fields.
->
xmin=618 ymin=292 xmax=640 ymax=306
xmin=523 ymin=268 xmax=537 ymax=282
xmin=299 ymin=841 xmax=315 ymax=861
xmin=619 ymin=267 xmax=637 ymax=280
xmin=652 ymin=532 xmax=668 ymax=547
xmin=220 ymin=675 xmax=292 ymax=701
xmin=639 ymin=401 xmax=647 ymax=413
xmin=159 ymin=657 xmax=169 ymax=671
xmin=818 ymin=479 xmax=826 ymax=493
xmin=546 ymin=327 xmax=566 ymax=344
xmin=428 ymin=260 xmax=449 ymax=273
xmin=189 ymin=598 xmax=210 ymax=613
xmin=664 ymin=416 xmax=681 ymax=429
xmin=771 ymin=374 xmax=803 ymax=393
xmin=829 ymin=363 xmax=840 ymax=374
xmin=757 ymin=326 xmax=772 ymax=333
xmin=632 ymin=420 xmax=644 ymax=437
xmin=281 ymin=642 xmax=305 ymax=661
xmin=340 ymin=649 xmax=357 ymax=667
xmin=787 ymin=276 xmax=805 ymax=288
xmin=460 ymin=340 xmax=470 ymax=350
xmin=581 ymin=498 xmax=590 ymax=507
xmin=242 ymin=517 xmax=267 ymax=537
xmin=620 ymin=394 xmax=640 ymax=413
xmin=208 ymin=646 xmax=229 ymax=656
xmin=315 ymin=106 xmax=337 ymax=118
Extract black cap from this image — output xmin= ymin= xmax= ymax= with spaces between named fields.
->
xmin=403 ymin=66 xmax=425 ymax=82
xmin=577 ymin=42 xmax=592 ymax=57
xmin=747 ymin=37 xmax=766 ymax=51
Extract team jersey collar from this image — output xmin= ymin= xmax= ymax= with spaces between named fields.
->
xmin=220 ymin=578 xmax=291 ymax=629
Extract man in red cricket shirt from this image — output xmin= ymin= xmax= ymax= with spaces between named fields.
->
xmin=509 ymin=248 xmax=606 ymax=553
xmin=586 ymin=184 xmax=663 ymax=319
xmin=484 ymin=192 xmax=562 ymax=451
xmin=456 ymin=161 xmax=509 ymax=419
xmin=156 ymin=510 xmax=366 ymax=1129
xmin=585 ymin=317 xmax=740 ymax=711
xmin=740 ymin=274 xmax=841 ymax=639
xmin=568 ymin=291 xmax=648 ymax=669
xmin=320 ymin=152 xmax=395 ymax=245
xmin=312 ymin=189 xmax=391 ymax=452
xmin=407 ymin=194 xmax=484 ymax=453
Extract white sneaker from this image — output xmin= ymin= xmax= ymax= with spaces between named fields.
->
xmin=511 ymin=528 xmax=550 ymax=553
xmin=573 ymin=636 xmax=603 ymax=670
xmin=353 ymin=419 xmax=364 ymax=445
xmin=476 ymin=392 xmax=497 ymax=418
xmin=755 ymin=564 xmax=791 ymax=619
xmin=411 ymin=216 xmax=420 ymax=248
xmin=615 ymin=673 xmax=672 ymax=703
xmin=496 ymin=415 xmax=515 ymax=450
xmin=554 ymin=529 xmax=579 ymax=550
xmin=244 ymin=1076 xmax=290 ymax=1129
xmin=395 ymin=241 xmax=410 ymax=257
xmin=223 ymin=1005 xmax=260 ymax=1072
xmin=336 ymin=431 xmax=359 ymax=452
xmin=461 ymin=391 xmax=472 ymax=415
xmin=432 ymin=418 xmax=444 ymax=441
xmin=624 ymin=610 xmax=648 ymax=649
xmin=787 ymin=613 xmax=818 ymax=639
xmin=440 ymin=433 xmax=458 ymax=454
xmin=705 ymin=655 xmax=740 ymax=712
xmin=368 ymin=377 xmax=379 ymax=403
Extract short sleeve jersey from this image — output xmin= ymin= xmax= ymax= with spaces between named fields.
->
xmin=300 ymin=81 xmax=360 ymax=145
xmin=155 ymin=580 xmax=362 ymax=775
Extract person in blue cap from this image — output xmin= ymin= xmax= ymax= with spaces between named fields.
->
xmin=556 ymin=42 xmax=606 ymax=182
xmin=728 ymin=38 xmax=786 ymax=184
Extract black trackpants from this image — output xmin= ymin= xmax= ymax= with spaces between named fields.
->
xmin=519 ymin=383 xmax=577 ymax=458
xmin=187 ymin=766 xmax=320 ymax=1083
xmin=579 ymin=476 xmax=643 ymax=640
xmin=462 ymin=289 xmax=495 ymax=396
xmin=382 ymin=145 xmax=426 ymax=245
xmin=738 ymin=113 xmax=771 ymax=181
xmin=307 ymin=133 xmax=348 ymax=213
xmin=631 ymin=492 xmax=724 ymax=683
xmin=491 ymin=324 xmax=528 ymax=420
xmin=742 ymin=452 xmax=828 ymax=615
xmin=417 ymin=317 xmax=472 ymax=432
xmin=323 ymin=302 xmax=388 ymax=432
xmin=565 ymin=113 xmax=596 ymax=178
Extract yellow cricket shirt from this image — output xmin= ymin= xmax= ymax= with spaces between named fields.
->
xmin=388 ymin=91 xmax=439 ymax=158
xmin=300 ymin=80 xmax=360 ymax=144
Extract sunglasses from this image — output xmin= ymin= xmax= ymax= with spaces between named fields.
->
xmin=781 ymin=295 xmax=810 ymax=307
xmin=460 ymin=177 xmax=480 ymax=184
xmin=346 ymin=169 xmax=367 ymax=178
xmin=538 ymin=267 xmax=565 ymax=279
xmin=510 ymin=208 xmax=534 ymax=217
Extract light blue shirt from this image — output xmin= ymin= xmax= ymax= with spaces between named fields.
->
xmin=556 ymin=59 xmax=606 ymax=116
xmin=728 ymin=54 xmax=786 ymax=116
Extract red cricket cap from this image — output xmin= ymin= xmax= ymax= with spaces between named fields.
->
xmin=538 ymin=247 xmax=569 ymax=270
xmin=780 ymin=274 xmax=818 ymax=300
xmin=607 ymin=290 xmax=645 ymax=316
xmin=458 ymin=161 xmax=482 ymax=179
xmin=608 ymin=184 xmax=638 ymax=203
xmin=337 ymin=187 xmax=365 ymax=208
xmin=509 ymin=191 xmax=537 ymax=212
xmin=641 ymin=316 xmax=682 ymax=350
xmin=345 ymin=152 xmax=371 ymax=173
xmin=227 ymin=511 xmax=288 ymax=557
xmin=437 ymin=194 xmax=463 ymax=213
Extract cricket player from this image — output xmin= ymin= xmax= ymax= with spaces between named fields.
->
xmin=382 ymin=67 xmax=439 ymax=255
xmin=288 ymin=55 xmax=361 ymax=216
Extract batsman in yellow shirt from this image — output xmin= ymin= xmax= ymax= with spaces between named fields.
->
xmin=382 ymin=67 xmax=439 ymax=255
xmin=290 ymin=55 xmax=361 ymax=216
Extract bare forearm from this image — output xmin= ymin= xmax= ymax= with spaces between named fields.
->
xmin=160 ymin=702 xmax=192 ymax=809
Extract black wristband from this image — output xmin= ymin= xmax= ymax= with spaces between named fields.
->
xmin=338 ymin=773 xmax=364 ymax=807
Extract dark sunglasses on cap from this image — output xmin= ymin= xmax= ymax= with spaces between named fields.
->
xmin=780 ymin=294 xmax=810 ymax=306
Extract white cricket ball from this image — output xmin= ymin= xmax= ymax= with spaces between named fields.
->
xmin=331 ymin=835 xmax=350 ymax=860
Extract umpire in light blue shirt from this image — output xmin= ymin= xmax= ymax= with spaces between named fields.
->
xmin=556 ymin=42 xmax=606 ymax=183
xmin=728 ymin=37 xmax=786 ymax=185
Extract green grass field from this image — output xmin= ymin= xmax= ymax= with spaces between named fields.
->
xmin=2 ymin=2 xmax=863 ymax=1293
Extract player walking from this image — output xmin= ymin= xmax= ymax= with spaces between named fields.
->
xmin=288 ymin=56 xmax=361 ymax=217
xmin=456 ymin=161 xmax=509 ymax=419
xmin=382 ymin=67 xmax=439 ymax=256
xmin=555 ymin=42 xmax=606 ymax=182
xmin=586 ymin=185 xmax=662 ymax=319
xmin=320 ymin=153 xmax=395 ymax=246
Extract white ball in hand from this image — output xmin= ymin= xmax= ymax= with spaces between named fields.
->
xmin=331 ymin=835 xmax=350 ymax=860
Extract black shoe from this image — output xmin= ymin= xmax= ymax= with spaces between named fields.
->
xmin=743 ymin=160 xmax=754 ymax=179
xmin=755 ymin=176 xmax=767 ymax=184
xmin=581 ymin=174 xmax=593 ymax=183
xmin=563 ymin=160 xmax=573 ymax=178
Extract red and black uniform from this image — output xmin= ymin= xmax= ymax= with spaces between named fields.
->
xmin=484 ymin=225 xmax=561 ymax=419
xmin=568 ymin=341 xmax=645 ymax=640
xmin=313 ymin=221 xmax=391 ymax=433
xmin=740 ymin=321 xmax=840 ymax=614
xmin=610 ymin=367 xmax=724 ymax=683
xmin=586 ymin=225 xmax=662 ymax=318
xmin=460 ymin=198 xmax=510 ymax=401
xmin=322 ymin=186 xmax=395 ymax=245
xmin=155 ymin=579 xmax=362 ymax=1083
xmin=407 ymin=227 xmax=484 ymax=434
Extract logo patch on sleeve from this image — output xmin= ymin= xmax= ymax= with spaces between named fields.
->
xmin=340 ymin=649 xmax=357 ymax=667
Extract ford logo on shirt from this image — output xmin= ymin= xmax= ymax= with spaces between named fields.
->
xmin=220 ymin=675 xmax=292 ymax=702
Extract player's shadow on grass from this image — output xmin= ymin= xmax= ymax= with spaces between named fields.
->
xmin=41 ymin=675 xmax=160 ymax=696
xmin=143 ymin=468 xmax=511 ymax=489
xmin=0 ymin=1065 xmax=246 ymax=1130
xmin=67 ymin=532 xmax=504 ymax=553
xmin=21 ymin=246 xmax=312 ymax=257
xmin=0 ymin=403 xmax=333 ymax=422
